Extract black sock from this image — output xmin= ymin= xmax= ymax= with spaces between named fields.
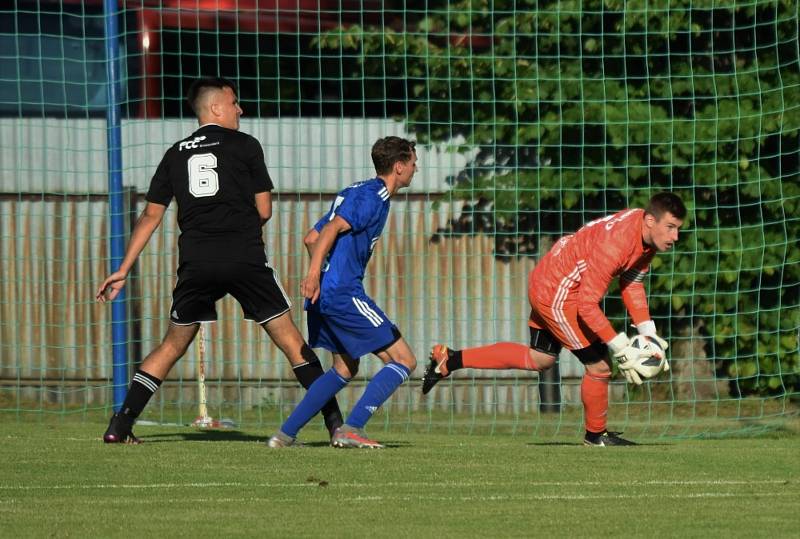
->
xmin=585 ymin=430 xmax=603 ymax=441
xmin=447 ymin=350 xmax=464 ymax=372
xmin=120 ymin=369 xmax=162 ymax=419
xmin=292 ymin=346 xmax=344 ymax=435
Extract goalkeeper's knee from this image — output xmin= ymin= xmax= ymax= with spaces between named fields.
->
xmin=573 ymin=341 xmax=610 ymax=367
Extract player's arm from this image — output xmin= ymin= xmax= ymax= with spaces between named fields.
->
xmin=244 ymin=136 xmax=274 ymax=226
xmin=301 ymin=215 xmax=351 ymax=303
xmin=620 ymin=276 xmax=653 ymax=344
xmin=578 ymin=247 xmax=661 ymax=383
xmin=255 ymin=191 xmax=272 ymax=224
xmin=577 ymin=238 xmax=655 ymax=376
xmin=576 ymin=253 xmax=619 ymax=345
xmin=620 ymin=257 xmax=668 ymax=351
xmin=620 ymin=279 xmax=649 ymax=322
xmin=619 ymin=253 xmax=652 ymax=324
xmin=303 ymin=228 xmax=319 ymax=258
xmin=96 ymin=202 xmax=167 ymax=303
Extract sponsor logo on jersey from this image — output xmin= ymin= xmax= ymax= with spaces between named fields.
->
xmin=178 ymin=135 xmax=207 ymax=151
xmin=553 ymin=235 xmax=571 ymax=257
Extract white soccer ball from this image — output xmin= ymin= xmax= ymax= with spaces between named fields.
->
xmin=629 ymin=335 xmax=667 ymax=378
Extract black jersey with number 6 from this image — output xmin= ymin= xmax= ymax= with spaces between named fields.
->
xmin=146 ymin=124 xmax=274 ymax=264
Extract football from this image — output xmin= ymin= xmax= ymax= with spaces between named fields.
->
xmin=629 ymin=335 xmax=667 ymax=378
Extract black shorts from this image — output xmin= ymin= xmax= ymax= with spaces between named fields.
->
xmin=529 ymin=327 xmax=608 ymax=364
xmin=529 ymin=326 xmax=562 ymax=356
xmin=170 ymin=260 xmax=291 ymax=325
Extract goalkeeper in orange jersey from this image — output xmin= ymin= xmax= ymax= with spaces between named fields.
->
xmin=422 ymin=192 xmax=686 ymax=446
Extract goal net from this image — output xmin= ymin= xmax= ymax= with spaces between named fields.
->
xmin=0 ymin=0 xmax=797 ymax=439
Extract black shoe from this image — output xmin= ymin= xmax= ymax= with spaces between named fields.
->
xmin=325 ymin=417 xmax=344 ymax=440
xmin=103 ymin=412 xmax=141 ymax=444
xmin=422 ymin=344 xmax=450 ymax=395
xmin=583 ymin=430 xmax=636 ymax=446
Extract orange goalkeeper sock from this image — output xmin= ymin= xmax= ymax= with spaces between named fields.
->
xmin=581 ymin=371 xmax=611 ymax=433
xmin=462 ymin=342 xmax=539 ymax=371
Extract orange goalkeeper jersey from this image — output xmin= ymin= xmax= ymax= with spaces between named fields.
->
xmin=528 ymin=208 xmax=655 ymax=345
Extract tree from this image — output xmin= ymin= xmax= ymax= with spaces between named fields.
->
xmin=316 ymin=0 xmax=799 ymax=396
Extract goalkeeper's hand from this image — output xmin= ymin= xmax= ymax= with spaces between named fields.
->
xmin=608 ymin=332 xmax=653 ymax=385
xmin=635 ymin=321 xmax=670 ymax=372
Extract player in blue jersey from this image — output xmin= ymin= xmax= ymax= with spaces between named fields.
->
xmin=267 ymin=136 xmax=418 ymax=449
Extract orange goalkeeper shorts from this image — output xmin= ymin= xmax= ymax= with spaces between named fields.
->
xmin=528 ymin=297 xmax=597 ymax=351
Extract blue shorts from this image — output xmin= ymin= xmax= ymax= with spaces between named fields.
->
xmin=306 ymin=293 xmax=399 ymax=359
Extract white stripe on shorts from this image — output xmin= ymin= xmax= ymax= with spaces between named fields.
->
xmin=266 ymin=260 xmax=293 ymax=309
xmin=352 ymin=297 xmax=383 ymax=327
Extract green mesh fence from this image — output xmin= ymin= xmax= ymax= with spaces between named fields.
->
xmin=0 ymin=1 xmax=797 ymax=439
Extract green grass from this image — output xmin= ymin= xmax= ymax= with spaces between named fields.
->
xmin=1 ymin=420 xmax=798 ymax=537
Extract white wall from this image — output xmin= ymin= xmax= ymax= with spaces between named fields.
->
xmin=0 ymin=118 xmax=474 ymax=194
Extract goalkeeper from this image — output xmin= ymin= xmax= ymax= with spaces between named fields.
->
xmin=423 ymin=192 xmax=686 ymax=446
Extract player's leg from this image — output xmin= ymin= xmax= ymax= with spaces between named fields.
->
xmin=334 ymin=333 xmax=415 ymax=447
xmin=268 ymin=352 xmax=356 ymax=447
xmin=140 ymin=322 xmax=201 ymax=378
xmin=422 ymin=316 xmax=559 ymax=395
xmin=312 ymin=295 xmax=410 ymax=449
xmin=530 ymin=301 xmax=633 ymax=445
xmin=422 ymin=343 xmax=552 ymax=394
xmin=228 ymin=260 xmax=344 ymax=436
xmin=550 ymin=309 xmax=631 ymax=447
xmin=104 ymin=262 xmax=215 ymax=444
xmin=524 ymin=298 xmax=633 ymax=445
xmin=268 ymin=304 xmax=356 ymax=446
xmin=261 ymin=312 xmax=344 ymax=436
xmin=572 ymin=341 xmax=633 ymax=446
xmin=426 ymin=283 xmax=568 ymax=376
xmin=104 ymin=322 xmax=199 ymax=443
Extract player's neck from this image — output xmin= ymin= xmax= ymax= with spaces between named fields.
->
xmin=377 ymin=175 xmax=399 ymax=196
xmin=641 ymin=230 xmax=655 ymax=250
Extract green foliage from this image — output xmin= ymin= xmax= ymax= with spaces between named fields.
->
xmin=317 ymin=0 xmax=799 ymax=396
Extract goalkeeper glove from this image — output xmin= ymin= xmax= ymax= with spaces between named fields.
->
xmin=608 ymin=332 xmax=653 ymax=385
xmin=635 ymin=321 xmax=670 ymax=372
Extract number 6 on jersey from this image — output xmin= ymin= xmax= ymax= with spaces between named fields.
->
xmin=188 ymin=152 xmax=219 ymax=197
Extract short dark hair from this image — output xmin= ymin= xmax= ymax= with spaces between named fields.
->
xmin=645 ymin=192 xmax=687 ymax=220
xmin=371 ymin=136 xmax=416 ymax=175
xmin=186 ymin=77 xmax=237 ymax=116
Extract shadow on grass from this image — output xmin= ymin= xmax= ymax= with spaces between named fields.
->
xmin=140 ymin=430 xmax=265 ymax=443
xmin=525 ymin=441 xmax=578 ymax=447
xmin=136 ymin=431 xmax=414 ymax=448
xmin=526 ymin=441 xmax=674 ymax=447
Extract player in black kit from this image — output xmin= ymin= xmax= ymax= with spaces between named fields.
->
xmin=97 ymin=77 xmax=342 ymax=443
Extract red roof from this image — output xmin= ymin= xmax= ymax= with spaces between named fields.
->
xmin=51 ymin=0 xmax=381 ymax=31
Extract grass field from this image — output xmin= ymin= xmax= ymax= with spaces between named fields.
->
xmin=1 ymin=419 xmax=798 ymax=538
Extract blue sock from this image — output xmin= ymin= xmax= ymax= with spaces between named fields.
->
xmin=346 ymin=362 xmax=410 ymax=429
xmin=281 ymin=369 xmax=349 ymax=438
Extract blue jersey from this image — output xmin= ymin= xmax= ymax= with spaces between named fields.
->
xmin=313 ymin=177 xmax=391 ymax=298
